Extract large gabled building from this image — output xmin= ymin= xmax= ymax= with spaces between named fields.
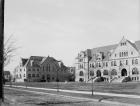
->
xmin=75 ymin=37 xmax=140 ymax=83
xmin=14 ymin=56 xmax=73 ymax=82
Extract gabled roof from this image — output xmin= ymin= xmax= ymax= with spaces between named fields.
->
xmin=91 ymin=44 xmax=117 ymax=53
xmin=41 ymin=56 xmax=57 ymax=65
xmin=135 ymin=40 xmax=140 ymax=51
xmin=90 ymin=44 xmax=117 ymax=62
xmin=75 ymin=49 xmax=92 ymax=59
xmin=127 ymin=40 xmax=139 ymax=52
xmin=24 ymin=56 xmax=46 ymax=67
xmin=21 ymin=58 xmax=28 ymax=66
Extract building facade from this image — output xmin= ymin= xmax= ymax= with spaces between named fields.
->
xmin=75 ymin=37 xmax=140 ymax=83
xmin=14 ymin=56 xmax=73 ymax=82
xmin=14 ymin=58 xmax=28 ymax=82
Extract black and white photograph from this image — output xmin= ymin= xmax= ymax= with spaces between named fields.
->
xmin=0 ymin=0 xmax=140 ymax=106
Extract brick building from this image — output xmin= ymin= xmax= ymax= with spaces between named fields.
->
xmin=14 ymin=56 xmax=72 ymax=82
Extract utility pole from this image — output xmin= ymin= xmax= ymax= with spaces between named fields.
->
xmin=0 ymin=0 xmax=4 ymax=102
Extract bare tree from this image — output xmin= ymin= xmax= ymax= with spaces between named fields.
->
xmin=4 ymin=35 xmax=18 ymax=67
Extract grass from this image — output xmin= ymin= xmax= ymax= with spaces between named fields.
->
xmin=4 ymin=87 xmax=140 ymax=106
xmin=5 ymin=81 xmax=140 ymax=95
xmin=3 ymin=88 xmax=116 ymax=106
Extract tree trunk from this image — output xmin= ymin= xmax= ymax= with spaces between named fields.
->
xmin=0 ymin=0 xmax=4 ymax=102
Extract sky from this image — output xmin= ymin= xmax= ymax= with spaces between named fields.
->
xmin=4 ymin=0 xmax=140 ymax=72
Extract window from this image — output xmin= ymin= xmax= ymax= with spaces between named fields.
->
xmin=36 ymin=74 xmax=39 ymax=77
xmin=132 ymin=67 xmax=139 ymax=75
xmin=122 ymin=52 xmax=124 ymax=57
xmin=103 ymin=62 xmax=105 ymax=67
xmin=92 ymin=63 xmax=94 ymax=68
xmin=46 ymin=66 xmax=48 ymax=71
xmin=124 ymin=52 xmax=126 ymax=56
xmin=37 ymin=69 xmax=39 ymax=71
xmin=103 ymin=70 xmax=108 ymax=75
xmin=115 ymin=54 xmax=117 ymax=57
xmin=126 ymin=60 xmax=128 ymax=65
xmin=126 ymin=52 xmax=128 ymax=56
xmin=111 ymin=69 xmax=117 ymax=75
xmin=32 ymin=74 xmax=35 ymax=77
xmin=24 ymin=74 xmax=25 ymax=77
xmin=106 ymin=62 xmax=108 ymax=67
xmin=90 ymin=71 xmax=94 ymax=76
xmin=120 ymin=61 xmax=123 ymax=66
xmin=89 ymin=64 xmax=92 ymax=68
xmin=119 ymin=52 xmax=121 ymax=57
xmin=28 ymin=69 xmax=31 ymax=71
xmin=114 ymin=61 xmax=117 ymax=66
xmin=20 ymin=74 xmax=22 ymax=78
xmin=28 ymin=74 xmax=31 ymax=78
xmin=135 ymin=59 xmax=138 ymax=64
xmin=132 ymin=59 xmax=134 ymax=65
xmin=79 ymin=78 xmax=84 ymax=82
xmin=33 ymin=68 xmax=35 ymax=71
xmin=79 ymin=71 xmax=84 ymax=76
xmin=131 ymin=52 xmax=133 ymax=55
xmin=81 ymin=64 xmax=83 ymax=69
xmin=52 ymin=77 xmax=55 ymax=80
xmin=111 ymin=61 xmax=113 ymax=66
xmin=99 ymin=63 xmax=101 ymax=67
xmin=43 ymin=66 xmax=44 ymax=71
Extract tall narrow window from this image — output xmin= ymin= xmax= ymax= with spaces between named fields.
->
xmin=114 ymin=61 xmax=117 ymax=66
xmin=79 ymin=71 xmax=84 ymax=76
xmin=135 ymin=59 xmax=138 ymax=64
xmin=132 ymin=59 xmax=134 ymax=65
xmin=111 ymin=61 xmax=113 ymax=66
xmin=126 ymin=52 xmax=128 ymax=56
xmin=120 ymin=61 xmax=122 ymax=66
xmin=106 ymin=62 xmax=108 ymax=67
xmin=99 ymin=62 xmax=101 ymax=67
xmin=120 ymin=52 xmax=121 ymax=57
xmin=126 ymin=60 xmax=128 ymax=65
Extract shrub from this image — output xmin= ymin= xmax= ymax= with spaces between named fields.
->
xmin=122 ymin=76 xmax=131 ymax=82
xmin=95 ymin=77 xmax=104 ymax=82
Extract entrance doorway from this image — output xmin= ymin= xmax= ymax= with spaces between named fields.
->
xmin=121 ymin=68 xmax=127 ymax=76
xmin=96 ymin=70 xmax=101 ymax=77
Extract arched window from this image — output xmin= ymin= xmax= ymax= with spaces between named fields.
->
xmin=132 ymin=67 xmax=139 ymax=75
xmin=90 ymin=71 xmax=94 ymax=76
xmin=79 ymin=71 xmax=84 ymax=76
xmin=103 ymin=70 xmax=108 ymax=75
xmin=111 ymin=69 xmax=117 ymax=75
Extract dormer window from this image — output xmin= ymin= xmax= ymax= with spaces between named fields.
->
xmin=121 ymin=42 xmax=126 ymax=46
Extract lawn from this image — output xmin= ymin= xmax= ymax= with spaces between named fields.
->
xmin=4 ymin=87 xmax=140 ymax=106
xmin=3 ymin=87 xmax=133 ymax=106
xmin=5 ymin=81 xmax=140 ymax=95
